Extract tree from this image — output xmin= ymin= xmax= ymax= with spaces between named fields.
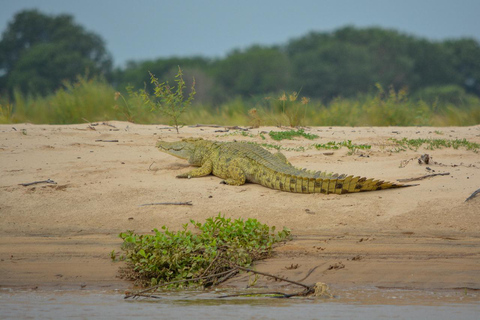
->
xmin=444 ymin=38 xmax=480 ymax=96
xmin=213 ymin=45 xmax=291 ymax=99
xmin=286 ymin=31 xmax=378 ymax=99
xmin=0 ymin=9 xmax=112 ymax=95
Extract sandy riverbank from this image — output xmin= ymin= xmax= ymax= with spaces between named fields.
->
xmin=1 ymin=122 xmax=479 ymax=295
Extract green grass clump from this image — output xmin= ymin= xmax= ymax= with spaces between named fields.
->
xmin=3 ymin=75 xmax=118 ymax=124
xmin=389 ymin=138 xmax=479 ymax=152
xmin=269 ymin=129 xmax=318 ymax=141
xmin=314 ymin=140 xmax=371 ymax=155
xmin=119 ymin=215 xmax=291 ymax=288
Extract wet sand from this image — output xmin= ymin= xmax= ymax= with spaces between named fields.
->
xmin=1 ymin=122 xmax=479 ymax=298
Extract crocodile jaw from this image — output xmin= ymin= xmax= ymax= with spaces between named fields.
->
xmin=156 ymin=140 xmax=192 ymax=160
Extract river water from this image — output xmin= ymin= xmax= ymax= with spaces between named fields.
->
xmin=1 ymin=288 xmax=478 ymax=320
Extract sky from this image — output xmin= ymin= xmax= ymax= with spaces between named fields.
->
xmin=1 ymin=0 xmax=480 ymax=68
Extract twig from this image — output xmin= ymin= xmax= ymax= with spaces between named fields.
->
xmin=399 ymin=157 xmax=416 ymax=168
xmin=19 ymin=179 xmax=57 ymax=186
xmin=139 ymin=201 xmax=192 ymax=206
xmin=296 ymin=265 xmax=322 ymax=282
xmin=397 ymin=172 xmax=450 ymax=182
xmin=148 ymin=162 xmax=156 ymax=171
xmin=188 ymin=124 xmax=223 ymax=128
xmin=219 ymin=291 xmax=305 ymax=299
xmin=102 ymin=122 xmax=117 ymax=128
xmin=235 ymin=266 xmax=311 ymax=290
xmin=215 ymin=269 xmax=239 ymax=285
xmin=95 ymin=139 xmax=119 ymax=142
xmin=465 ymin=188 xmax=480 ymax=202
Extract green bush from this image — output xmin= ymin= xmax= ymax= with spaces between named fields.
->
xmin=119 ymin=215 xmax=291 ymax=288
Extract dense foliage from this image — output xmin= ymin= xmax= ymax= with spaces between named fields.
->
xmin=119 ymin=215 xmax=291 ymax=287
xmin=0 ymin=10 xmax=112 ymax=96
xmin=112 ymin=26 xmax=480 ymax=104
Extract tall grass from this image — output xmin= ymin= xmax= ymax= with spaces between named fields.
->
xmin=1 ymin=77 xmax=479 ymax=126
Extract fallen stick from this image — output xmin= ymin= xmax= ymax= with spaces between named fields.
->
xmin=19 ymin=179 xmax=57 ymax=186
xmin=139 ymin=201 xmax=192 ymax=206
xmin=95 ymin=139 xmax=119 ymax=142
xmin=101 ymin=122 xmax=117 ymax=128
xmin=465 ymin=188 xmax=480 ymax=202
xmin=188 ymin=124 xmax=223 ymax=128
xmin=219 ymin=291 xmax=306 ymax=299
xmin=397 ymin=172 xmax=450 ymax=182
xmin=235 ymin=266 xmax=311 ymax=290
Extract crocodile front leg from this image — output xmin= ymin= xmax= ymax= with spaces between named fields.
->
xmin=176 ymin=160 xmax=213 ymax=179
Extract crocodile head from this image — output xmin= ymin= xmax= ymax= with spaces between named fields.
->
xmin=156 ymin=138 xmax=203 ymax=160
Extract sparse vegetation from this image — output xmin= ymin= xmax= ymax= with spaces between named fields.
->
xmin=314 ymin=140 xmax=371 ymax=155
xmin=119 ymin=215 xmax=291 ymax=288
xmin=142 ymin=67 xmax=196 ymax=133
xmin=389 ymin=138 xmax=479 ymax=152
xmin=269 ymin=129 xmax=318 ymax=141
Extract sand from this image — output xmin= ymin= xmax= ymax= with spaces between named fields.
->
xmin=1 ymin=122 xmax=479 ymax=295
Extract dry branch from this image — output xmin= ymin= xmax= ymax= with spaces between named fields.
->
xmin=465 ymin=188 xmax=480 ymax=202
xmin=397 ymin=172 xmax=450 ymax=182
xmin=139 ymin=201 xmax=192 ymax=206
xmin=19 ymin=179 xmax=57 ymax=186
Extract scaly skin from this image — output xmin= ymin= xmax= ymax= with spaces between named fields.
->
xmin=157 ymin=138 xmax=411 ymax=194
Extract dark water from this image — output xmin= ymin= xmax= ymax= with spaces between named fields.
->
xmin=1 ymin=289 xmax=479 ymax=320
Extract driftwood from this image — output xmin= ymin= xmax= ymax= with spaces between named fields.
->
xmin=139 ymin=201 xmax=192 ymax=206
xmin=465 ymin=188 xmax=480 ymax=202
xmin=124 ymin=264 xmax=331 ymax=300
xmin=19 ymin=179 xmax=57 ymax=186
xmin=397 ymin=172 xmax=450 ymax=182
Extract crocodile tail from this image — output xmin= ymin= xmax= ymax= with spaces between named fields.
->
xmin=271 ymin=172 xmax=410 ymax=194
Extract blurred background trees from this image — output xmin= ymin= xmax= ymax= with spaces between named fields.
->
xmin=0 ymin=9 xmax=112 ymax=96
xmin=1 ymin=9 xmax=480 ymax=106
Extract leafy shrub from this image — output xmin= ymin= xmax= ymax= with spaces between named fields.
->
xmin=119 ymin=215 xmax=291 ymax=288
xmin=142 ymin=67 xmax=196 ymax=133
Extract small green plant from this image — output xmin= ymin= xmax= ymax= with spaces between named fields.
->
xmin=113 ymin=85 xmax=151 ymax=123
xmin=0 ymin=102 xmax=14 ymax=123
xmin=265 ymin=91 xmax=310 ymax=127
xmin=389 ymin=138 xmax=479 ymax=152
xmin=143 ymin=66 xmax=196 ymax=133
xmin=269 ymin=129 xmax=318 ymax=141
xmin=110 ymin=250 xmax=117 ymax=261
xmin=119 ymin=214 xmax=291 ymax=288
xmin=314 ymin=140 xmax=371 ymax=155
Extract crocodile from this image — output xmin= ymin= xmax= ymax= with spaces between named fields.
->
xmin=157 ymin=138 xmax=411 ymax=194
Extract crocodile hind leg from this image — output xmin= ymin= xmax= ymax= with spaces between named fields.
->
xmin=176 ymin=160 xmax=213 ymax=179
xmin=222 ymin=159 xmax=247 ymax=186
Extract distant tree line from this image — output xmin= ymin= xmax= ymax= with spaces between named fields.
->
xmin=1 ymin=9 xmax=480 ymax=106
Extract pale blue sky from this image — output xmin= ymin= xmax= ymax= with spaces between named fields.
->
xmin=1 ymin=0 xmax=480 ymax=67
